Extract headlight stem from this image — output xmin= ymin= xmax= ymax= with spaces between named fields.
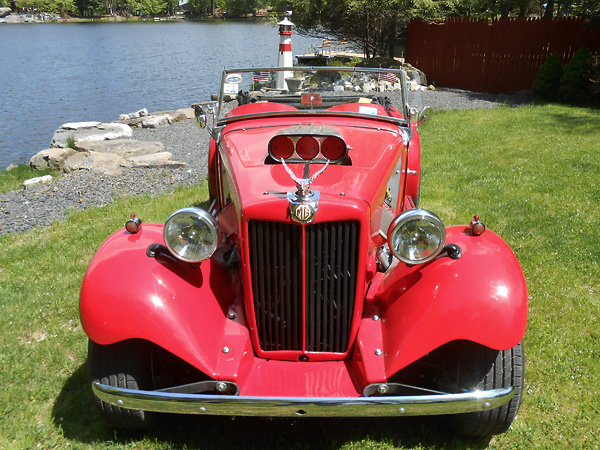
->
xmin=146 ymin=243 xmax=201 ymax=268
xmin=442 ymin=243 xmax=462 ymax=260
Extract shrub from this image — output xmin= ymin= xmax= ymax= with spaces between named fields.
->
xmin=558 ymin=47 xmax=594 ymax=104
xmin=532 ymin=52 xmax=562 ymax=100
xmin=66 ymin=136 xmax=76 ymax=150
xmin=591 ymin=57 xmax=600 ymax=105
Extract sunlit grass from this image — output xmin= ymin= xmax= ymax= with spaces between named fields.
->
xmin=420 ymin=104 xmax=600 ymax=448
xmin=0 ymin=103 xmax=598 ymax=449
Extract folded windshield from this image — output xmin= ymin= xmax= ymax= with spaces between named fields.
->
xmin=215 ymin=67 xmax=411 ymax=126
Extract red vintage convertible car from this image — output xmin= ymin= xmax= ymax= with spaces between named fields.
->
xmin=80 ymin=66 xmax=527 ymax=437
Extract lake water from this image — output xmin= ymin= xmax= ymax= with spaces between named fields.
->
xmin=0 ymin=20 xmax=324 ymax=169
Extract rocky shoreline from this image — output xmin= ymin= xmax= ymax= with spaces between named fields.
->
xmin=0 ymin=88 xmax=534 ymax=235
xmin=0 ymin=116 xmax=211 ymax=234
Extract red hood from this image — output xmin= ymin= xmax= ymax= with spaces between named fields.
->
xmin=220 ymin=116 xmax=406 ymax=213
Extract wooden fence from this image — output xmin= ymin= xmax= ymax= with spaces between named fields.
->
xmin=405 ymin=17 xmax=600 ymax=92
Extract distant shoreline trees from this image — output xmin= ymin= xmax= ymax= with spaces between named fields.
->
xmin=2 ymin=0 xmax=597 ymax=60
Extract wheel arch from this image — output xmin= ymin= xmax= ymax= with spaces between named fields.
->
xmin=79 ymin=224 xmax=252 ymax=379
xmin=373 ymin=226 xmax=528 ymax=377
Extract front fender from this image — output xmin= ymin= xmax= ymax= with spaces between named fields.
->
xmin=372 ymin=226 xmax=528 ymax=377
xmin=79 ymin=224 xmax=252 ymax=379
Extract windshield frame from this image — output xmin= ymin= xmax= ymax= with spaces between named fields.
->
xmin=214 ymin=66 xmax=411 ymax=129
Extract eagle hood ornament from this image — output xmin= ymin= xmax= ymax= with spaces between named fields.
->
xmin=282 ymin=159 xmax=329 ymax=224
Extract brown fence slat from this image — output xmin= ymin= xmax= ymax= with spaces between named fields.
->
xmin=406 ymin=18 xmax=600 ymax=93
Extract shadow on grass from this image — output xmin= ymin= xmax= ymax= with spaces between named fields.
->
xmin=52 ymin=362 xmax=493 ymax=449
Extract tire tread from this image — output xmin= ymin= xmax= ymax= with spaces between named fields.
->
xmin=449 ymin=341 xmax=524 ymax=437
xmin=89 ymin=339 xmax=153 ymax=429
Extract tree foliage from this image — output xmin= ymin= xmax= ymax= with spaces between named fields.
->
xmin=14 ymin=0 xmax=76 ymax=14
xmin=287 ymin=0 xmax=599 ymax=58
xmin=414 ymin=0 xmax=600 ymax=19
xmin=289 ymin=0 xmax=417 ymax=58
xmin=185 ymin=0 xmax=270 ymax=17
xmin=8 ymin=0 xmax=600 ymax=24
xmin=140 ymin=0 xmax=167 ymax=15
xmin=187 ymin=0 xmax=214 ymax=15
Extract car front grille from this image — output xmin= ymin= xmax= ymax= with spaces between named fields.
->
xmin=249 ymin=220 xmax=359 ymax=353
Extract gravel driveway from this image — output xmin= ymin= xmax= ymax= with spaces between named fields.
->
xmin=0 ymin=88 xmax=534 ymax=234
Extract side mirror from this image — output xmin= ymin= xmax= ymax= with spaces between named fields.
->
xmin=416 ymin=106 xmax=433 ymax=130
xmin=193 ymin=104 xmax=207 ymax=129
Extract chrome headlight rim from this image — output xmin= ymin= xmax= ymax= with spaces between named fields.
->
xmin=163 ymin=207 xmax=219 ymax=263
xmin=387 ymin=209 xmax=446 ymax=265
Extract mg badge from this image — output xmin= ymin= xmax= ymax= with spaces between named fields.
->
xmin=288 ymin=191 xmax=320 ymax=224
xmin=294 ymin=203 xmax=314 ymax=223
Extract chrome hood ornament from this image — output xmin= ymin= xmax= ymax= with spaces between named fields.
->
xmin=282 ymin=159 xmax=329 ymax=224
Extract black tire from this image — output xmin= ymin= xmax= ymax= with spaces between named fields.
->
xmin=438 ymin=340 xmax=524 ymax=437
xmin=89 ymin=339 xmax=154 ymax=429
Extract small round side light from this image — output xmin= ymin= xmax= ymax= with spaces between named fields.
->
xmin=470 ymin=215 xmax=486 ymax=236
xmin=125 ymin=214 xmax=142 ymax=234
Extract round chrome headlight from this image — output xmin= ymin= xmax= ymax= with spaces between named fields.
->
xmin=164 ymin=207 xmax=219 ymax=263
xmin=387 ymin=209 xmax=446 ymax=264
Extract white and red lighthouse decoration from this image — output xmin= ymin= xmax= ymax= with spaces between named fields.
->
xmin=276 ymin=12 xmax=294 ymax=90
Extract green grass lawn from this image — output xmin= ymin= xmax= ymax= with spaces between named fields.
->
xmin=0 ymin=103 xmax=598 ymax=449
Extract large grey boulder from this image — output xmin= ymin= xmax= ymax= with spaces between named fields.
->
xmin=402 ymin=63 xmax=428 ymax=86
xmin=51 ymin=122 xmax=132 ymax=148
xmin=176 ymin=107 xmax=195 ymax=120
xmin=0 ymin=7 xmax=11 ymax=17
xmin=42 ymin=113 xmax=189 ymax=175
xmin=63 ymin=151 xmax=126 ymax=176
xmin=30 ymin=148 xmax=75 ymax=171
xmin=75 ymin=139 xmax=164 ymax=158
xmin=61 ymin=142 xmax=185 ymax=174
xmin=119 ymin=108 xmax=149 ymax=121
xmin=127 ymin=152 xmax=186 ymax=169
xmin=3 ymin=12 xmax=60 ymax=22
xmin=128 ymin=110 xmax=189 ymax=129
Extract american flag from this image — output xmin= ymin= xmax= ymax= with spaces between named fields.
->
xmin=253 ymin=71 xmax=270 ymax=83
xmin=378 ymin=72 xmax=397 ymax=83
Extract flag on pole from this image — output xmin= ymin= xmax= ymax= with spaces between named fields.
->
xmin=378 ymin=72 xmax=397 ymax=83
xmin=253 ymin=71 xmax=270 ymax=83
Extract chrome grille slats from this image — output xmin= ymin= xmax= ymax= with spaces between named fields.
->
xmin=305 ymin=221 xmax=358 ymax=352
xmin=250 ymin=221 xmax=303 ymax=351
xmin=249 ymin=220 xmax=359 ymax=354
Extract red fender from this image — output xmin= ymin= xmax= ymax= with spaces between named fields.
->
xmin=370 ymin=226 xmax=528 ymax=377
xmin=79 ymin=224 xmax=253 ymax=381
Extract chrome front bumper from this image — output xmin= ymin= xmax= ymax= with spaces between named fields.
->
xmin=92 ymin=382 xmax=515 ymax=417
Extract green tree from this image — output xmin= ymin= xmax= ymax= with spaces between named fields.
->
xmin=289 ymin=0 xmax=416 ymax=58
xmin=73 ymin=0 xmax=106 ymax=15
xmin=218 ymin=0 xmax=266 ymax=17
xmin=15 ymin=0 xmax=75 ymax=13
xmin=188 ymin=0 xmax=216 ymax=15
xmin=140 ymin=0 xmax=166 ymax=15
xmin=125 ymin=0 xmax=142 ymax=15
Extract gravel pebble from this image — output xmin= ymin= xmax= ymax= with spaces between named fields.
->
xmin=0 ymin=88 xmax=534 ymax=235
